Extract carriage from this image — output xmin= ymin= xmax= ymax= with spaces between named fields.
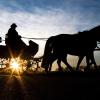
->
xmin=0 ymin=37 xmax=40 ymax=73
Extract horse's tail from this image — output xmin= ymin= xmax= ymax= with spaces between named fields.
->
xmin=41 ymin=36 xmax=55 ymax=69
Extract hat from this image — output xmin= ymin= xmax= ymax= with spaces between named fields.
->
xmin=11 ymin=23 xmax=17 ymax=28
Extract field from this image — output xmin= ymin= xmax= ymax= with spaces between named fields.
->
xmin=0 ymin=70 xmax=100 ymax=100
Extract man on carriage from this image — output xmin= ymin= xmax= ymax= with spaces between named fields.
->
xmin=5 ymin=23 xmax=26 ymax=56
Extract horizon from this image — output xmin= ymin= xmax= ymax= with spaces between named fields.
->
xmin=0 ymin=0 xmax=100 ymax=68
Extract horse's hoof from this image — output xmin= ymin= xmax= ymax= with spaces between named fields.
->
xmin=58 ymin=68 xmax=63 ymax=72
xmin=76 ymin=68 xmax=83 ymax=72
xmin=76 ymin=68 xmax=79 ymax=71
xmin=94 ymin=66 xmax=98 ymax=70
xmin=84 ymin=68 xmax=90 ymax=72
xmin=45 ymin=69 xmax=49 ymax=74
xmin=68 ymin=67 xmax=75 ymax=72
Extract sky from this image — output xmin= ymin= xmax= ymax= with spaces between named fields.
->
xmin=0 ymin=0 xmax=100 ymax=68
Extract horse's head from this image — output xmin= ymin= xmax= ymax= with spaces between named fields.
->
xmin=41 ymin=52 xmax=56 ymax=71
xmin=41 ymin=52 xmax=51 ymax=67
xmin=90 ymin=25 xmax=100 ymax=42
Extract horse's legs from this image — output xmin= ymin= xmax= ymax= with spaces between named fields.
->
xmin=48 ymin=62 xmax=53 ymax=72
xmin=48 ymin=53 xmax=57 ymax=72
xmin=76 ymin=56 xmax=84 ymax=71
xmin=89 ymin=52 xmax=97 ymax=69
xmin=85 ymin=55 xmax=90 ymax=71
xmin=57 ymin=58 xmax=62 ymax=71
xmin=61 ymin=55 xmax=73 ymax=72
xmin=85 ymin=52 xmax=97 ymax=71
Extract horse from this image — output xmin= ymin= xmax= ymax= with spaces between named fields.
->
xmin=42 ymin=36 xmax=97 ymax=72
xmin=0 ymin=40 xmax=39 ymax=68
xmin=42 ymin=48 xmax=97 ymax=72
xmin=41 ymin=25 xmax=100 ymax=72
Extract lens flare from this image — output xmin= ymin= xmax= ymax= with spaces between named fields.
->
xmin=10 ymin=58 xmax=21 ymax=72
xmin=9 ymin=57 xmax=27 ymax=75
xmin=10 ymin=59 xmax=20 ymax=70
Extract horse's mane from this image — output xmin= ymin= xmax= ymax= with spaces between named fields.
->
xmin=77 ymin=25 xmax=100 ymax=35
xmin=89 ymin=25 xmax=100 ymax=32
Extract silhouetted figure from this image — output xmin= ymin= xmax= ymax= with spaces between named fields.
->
xmin=5 ymin=23 xmax=26 ymax=56
xmin=42 ymin=25 xmax=100 ymax=72
xmin=0 ymin=24 xmax=39 ymax=67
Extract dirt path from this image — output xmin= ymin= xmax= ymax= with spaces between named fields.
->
xmin=0 ymin=73 xmax=99 ymax=100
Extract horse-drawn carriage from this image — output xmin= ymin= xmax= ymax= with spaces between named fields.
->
xmin=0 ymin=25 xmax=100 ymax=73
xmin=0 ymin=23 xmax=42 ymax=73
xmin=0 ymin=38 xmax=40 ymax=73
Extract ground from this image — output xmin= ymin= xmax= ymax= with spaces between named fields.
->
xmin=0 ymin=71 xmax=100 ymax=100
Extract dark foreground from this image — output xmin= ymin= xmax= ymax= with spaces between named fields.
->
xmin=0 ymin=71 xmax=100 ymax=100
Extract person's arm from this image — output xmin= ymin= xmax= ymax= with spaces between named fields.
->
xmin=15 ymin=30 xmax=22 ymax=38
xmin=18 ymin=34 xmax=22 ymax=38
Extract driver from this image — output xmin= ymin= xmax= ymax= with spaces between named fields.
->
xmin=5 ymin=23 xmax=26 ymax=55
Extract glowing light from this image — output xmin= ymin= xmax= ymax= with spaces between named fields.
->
xmin=10 ymin=58 xmax=20 ymax=71
xmin=10 ymin=59 xmax=20 ymax=70
xmin=9 ymin=57 xmax=27 ymax=75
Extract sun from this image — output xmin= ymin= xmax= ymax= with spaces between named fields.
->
xmin=8 ymin=57 xmax=27 ymax=75
xmin=10 ymin=58 xmax=20 ymax=71
xmin=10 ymin=59 xmax=19 ymax=70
